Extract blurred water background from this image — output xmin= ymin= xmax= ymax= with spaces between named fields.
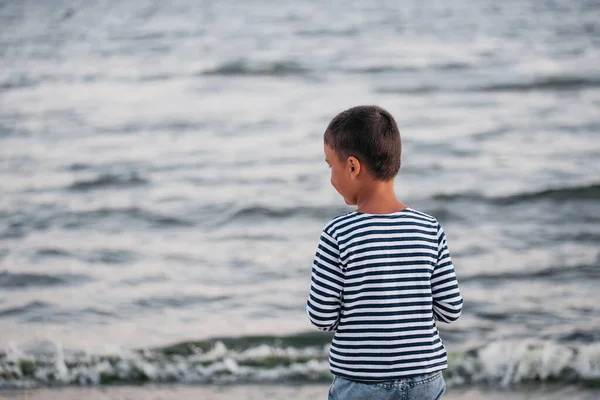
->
xmin=1 ymin=0 xmax=600 ymax=397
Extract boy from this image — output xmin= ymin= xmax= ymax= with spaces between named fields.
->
xmin=306 ymin=105 xmax=463 ymax=400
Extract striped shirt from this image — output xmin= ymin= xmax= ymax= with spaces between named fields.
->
xmin=306 ymin=208 xmax=463 ymax=381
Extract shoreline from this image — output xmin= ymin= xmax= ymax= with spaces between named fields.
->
xmin=1 ymin=383 xmax=598 ymax=400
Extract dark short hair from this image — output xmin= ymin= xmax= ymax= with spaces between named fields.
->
xmin=324 ymin=105 xmax=401 ymax=181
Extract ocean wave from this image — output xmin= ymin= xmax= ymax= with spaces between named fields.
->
xmin=349 ymin=62 xmax=471 ymax=74
xmin=555 ymin=232 xmax=600 ymax=243
xmin=68 ymin=173 xmax=149 ymax=191
xmin=0 ymin=271 xmax=90 ymax=290
xmin=559 ymin=330 xmax=600 ymax=344
xmin=1 ymin=336 xmax=599 ymax=388
xmin=97 ymin=120 xmax=209 ymax=135
xmin=82 ymin=249 xmax=140 ymax=264
xmin=0 ymin=75 xmax=47 ymax=92
xmin=435 ymin=62 xmax=472 ymax=71
xmin=496 ymin=184 xmax=600 ymax=204
xmin=133 ymin=294 xmax=230 ymax=309
xmin=0 ymin=122 xmax=30 ymax=138
xmin=376 ymin=76 xmax=600 ymax=94
xmin=0 ymin=73 xmax=101 ymax=92
xmin=470 ymin=127 xmax=511 ymax=141
xmin=461 ymin=262 xmax=600 ymax=283
xmin=295 ymin=28 xmax=359 ymax=37
xmin=0 ymin=301 xmax=51 ymax=318
xmin=474 ymin=76 xmax=600 ymax=92
xmin=34 ymin=248 xmax=71 ymax=257
xmin=433 ymin=183 xmax=600 ymax=205
xmin=0 ymin=207 xmax=193 ymax=240
xmin=30 ymin=246 xmax=139 ymax=265
xmin=224 ymin=205 xmax=350 ymax=224
xmin=201 ymin=60 xmax=309 ymax=77
xmin=347 ymin=66 xmax=418 ymax=74
xmin=376 ymin=85 xmax=438 ymax=94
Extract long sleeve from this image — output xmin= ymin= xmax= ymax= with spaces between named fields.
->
xmin=432 ymin=224 xmax=463 ymax=323
xmin=306 ymin=229 xmax=344 ymax=331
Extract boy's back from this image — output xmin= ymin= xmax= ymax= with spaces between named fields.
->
xmin=306 ymin=105 xmax=462 ymax=399
xmin=307 ymin=207 xmax=462 ymax=381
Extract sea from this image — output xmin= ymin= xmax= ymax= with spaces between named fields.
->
xmin=1 ymin=0 xmax=599 ymax=398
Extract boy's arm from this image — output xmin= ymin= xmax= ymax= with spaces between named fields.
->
xmin=306 ymin=229 xmax=344 ymax=331
xmin=432 ymin=224 xmax=463 ymax=323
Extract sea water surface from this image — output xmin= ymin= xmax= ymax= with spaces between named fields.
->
xmin=1 ymin=0 xmax=599 ymax=395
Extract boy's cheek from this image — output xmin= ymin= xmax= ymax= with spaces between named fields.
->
xmin=330 ymin=180 xmax=345 ymax=199
xmin=330 ymin=176 xmax=339 ymax=191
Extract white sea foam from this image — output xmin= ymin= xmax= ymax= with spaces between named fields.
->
xmin=1 ymin=339 xmax=599 ymax=388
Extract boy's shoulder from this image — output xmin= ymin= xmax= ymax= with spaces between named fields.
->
xmin=322 ymin=207 xmax=441 ymax=238
xmin=322 ymin=211 xmax=357 ymax=237
xmin=402 ymin=208 xmax=440 ymax=224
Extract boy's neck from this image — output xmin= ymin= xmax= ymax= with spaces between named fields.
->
xmin=355 ymin=180 xmax=407 ymax=214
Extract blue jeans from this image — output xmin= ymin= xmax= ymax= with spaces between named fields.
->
xmin=328 ymin=371 xmax=446 ymax=400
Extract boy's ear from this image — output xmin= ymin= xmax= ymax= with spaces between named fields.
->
xmin=347 ymin=156 xmax=361 ymax=179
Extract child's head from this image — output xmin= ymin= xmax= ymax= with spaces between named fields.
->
xmin=323 ymin=105 xmax=401 ymax=205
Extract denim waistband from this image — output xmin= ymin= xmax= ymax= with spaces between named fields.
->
xmin=341 ymin=370 xmax=444 ymax=388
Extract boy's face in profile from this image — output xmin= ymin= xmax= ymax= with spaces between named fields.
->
xmin=324 ymin=143 xmax=358 ymax=206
